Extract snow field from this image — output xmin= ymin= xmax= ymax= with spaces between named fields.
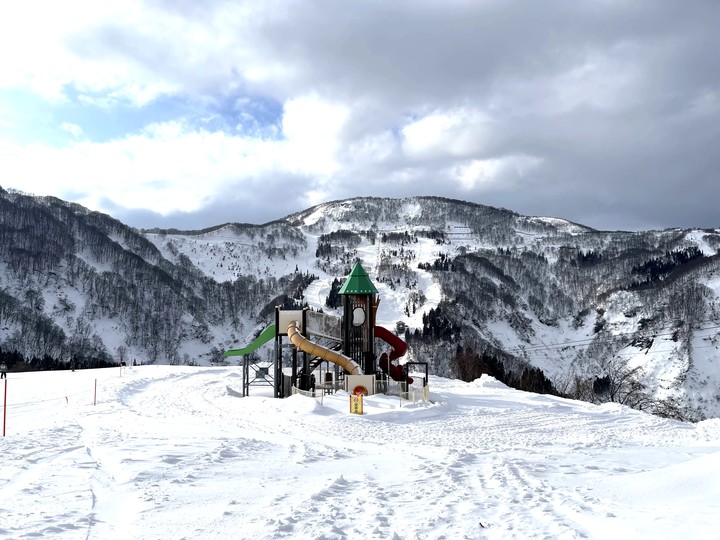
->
xmin=1 ymin=367 xmax=719 ymax=539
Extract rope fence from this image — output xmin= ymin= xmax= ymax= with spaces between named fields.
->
xmin=2 ymin=378 xmax=99 ymax=437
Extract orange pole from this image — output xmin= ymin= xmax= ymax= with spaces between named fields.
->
xmin=94 ymin=379 xmax=97 ymax=406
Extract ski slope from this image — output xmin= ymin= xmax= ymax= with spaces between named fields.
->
xmin=1 ymin=367 xmax=719 ymax=539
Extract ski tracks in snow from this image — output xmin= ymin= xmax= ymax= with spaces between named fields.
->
xmin=4 ymin=369 xmax=718 ymax=539
xmin=0 ymin=423 xmax=95 ymax=539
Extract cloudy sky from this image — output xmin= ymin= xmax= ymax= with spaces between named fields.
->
xmin=1 ymin=1 xmax=718 ymax=231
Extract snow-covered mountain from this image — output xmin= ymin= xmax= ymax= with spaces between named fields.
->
xmin=2 ymin=188 xmax=720 ymax=420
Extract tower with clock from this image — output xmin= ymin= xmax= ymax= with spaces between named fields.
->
xmin=338 ymin=260 xmax=379 ymax=375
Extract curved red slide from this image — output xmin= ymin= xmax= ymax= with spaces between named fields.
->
xmin=375 ymin=326 xmax=413 ymax=385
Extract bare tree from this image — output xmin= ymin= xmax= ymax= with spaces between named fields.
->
xmin=594 ymin=356 xmax=651 ymax=409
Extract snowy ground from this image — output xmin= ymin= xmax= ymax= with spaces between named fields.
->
xmin=1 ymin=367 xmax=719 ymax=539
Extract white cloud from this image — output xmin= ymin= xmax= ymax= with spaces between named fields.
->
xmin=60 ymin=122 xmax=84 ymax=138
xmin=0 ymin=1 xmax=136 ymax=101
xmin=401 ymin=109 xmax=490 ymax=161
xmin=0 ymin=0 xmax=259 ymax=105
xmin=452 ymin=155 xmax=542 ymax=191
xmin=0 ymin=94 xmax=352 ymax=218
xmin=345 ymin=130 xmax=398 ymax=165
xmin=1 ymin=128 xmax=248 ymax=217
xmin=280 ymin=94 xmax=349 ymax=176
xmin=454 ymin=158 xmax=503 ymax=190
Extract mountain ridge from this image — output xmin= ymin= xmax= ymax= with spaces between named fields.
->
xmin=2 ymin=187 xmax=719 ymax=420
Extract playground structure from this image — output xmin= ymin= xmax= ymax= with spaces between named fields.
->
xmin=225 ymin=261 xmax=428 ymax=400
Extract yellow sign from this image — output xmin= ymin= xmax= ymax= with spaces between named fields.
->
xmin=350 ymin=394 xmax=363 ymax=415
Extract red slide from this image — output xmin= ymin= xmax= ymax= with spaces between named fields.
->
xmin=375 ymin=326 xmax=413 ymax=385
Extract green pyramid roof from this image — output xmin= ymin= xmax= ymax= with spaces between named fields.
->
xmin=339 ymin=261 xmax=378 ymax=295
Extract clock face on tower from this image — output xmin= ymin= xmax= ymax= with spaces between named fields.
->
xmin=352 ymin=306 xmax=366 ymax=327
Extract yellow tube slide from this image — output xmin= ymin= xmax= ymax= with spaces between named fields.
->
xmin=287 ymin=321 xmax=363 ymax=375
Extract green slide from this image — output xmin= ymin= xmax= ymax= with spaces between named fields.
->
xmin=224 ymin=324 xmax=276 ymax=357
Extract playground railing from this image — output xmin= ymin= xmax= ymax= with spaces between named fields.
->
xmin=290 ymin=385 xmax=333 ymax=406
xmin=291 ymin=380 xmax=430 ymax=405
xmin=377 ymin=380 xmax=429 ymax=404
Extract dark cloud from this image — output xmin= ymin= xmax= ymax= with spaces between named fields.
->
xmin=12 ymin=0 xmax=720 ymax=232
xmin=195 ymin=0 xmax=716 ymax=231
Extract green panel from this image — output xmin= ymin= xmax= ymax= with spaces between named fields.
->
xmin=224 ymin=324 xmax=276 ymax=356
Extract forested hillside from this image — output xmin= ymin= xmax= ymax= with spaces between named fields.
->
xmin=3 ymin=188 xmax=720 ymax=420
xmin=0 ymin=187 xmax=303 ymax=367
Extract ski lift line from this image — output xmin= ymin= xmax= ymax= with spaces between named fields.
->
xmin=615 ymin=342 xmax=720 ymax=356
xmin=502 ymin=321 xmax=720 ymax=355
xmin=164 ymin=233 xmax=265 ymax=250
xmin=510 ymin=334 xmax=705 ymax=356
xmin=519 ymin=341 xmax=720 ymax=362
xmin=515 ymin=336 xmax=720 ymax=358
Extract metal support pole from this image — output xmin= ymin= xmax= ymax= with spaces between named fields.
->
xmin=274 ymin=307 xmax=282 ymax=398
xmin=3 ymin=379 xmax=7 ymax=437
